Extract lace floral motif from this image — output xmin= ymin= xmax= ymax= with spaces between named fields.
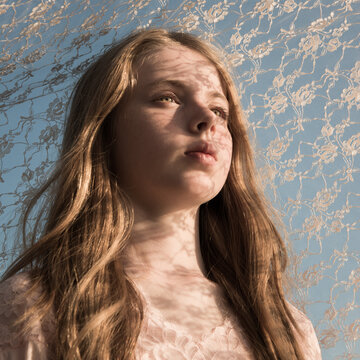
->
xmin=0 ymin=274 xmax=322 ymax=359
xmin=135 ymin=290 xmax=322 ymax=360
xmin=136 ymin=303 xmax=253 ymax=359
xmin=0 ymin=273 xmax=55 ymax=359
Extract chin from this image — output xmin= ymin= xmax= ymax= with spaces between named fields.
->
xmin=163 ymin=173 xmax=226 ymax=208
xmin=187 ymin=186 xmax=223 ymax=206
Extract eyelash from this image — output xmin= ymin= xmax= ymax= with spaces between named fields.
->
xmin=157 ymin=94 xmax=178 ymax=103
xmin=212 ymin=107 xmax=229 ymax=120
xmin=155 ymin=94 xmax=229 ymax=120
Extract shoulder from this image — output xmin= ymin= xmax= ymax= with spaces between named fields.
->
xmin=0 ymin=272 xmax=37 ymax=339
xmin=0 ymin=272 xmax=55 ymax=359
xmin=0 ymin=271 xmax=35 ymax=303
xmin=287 ymin=302 xmax=322 ymax=360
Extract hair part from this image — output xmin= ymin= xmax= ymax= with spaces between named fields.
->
xmin=3 ymin=28 xmax=304 ymax=359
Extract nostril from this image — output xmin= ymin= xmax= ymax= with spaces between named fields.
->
xmin=197 ymin=121 xmax=215 ymax=132
xmin=197 ymin=122 xmax=205 ymax=130
xmin=197 ymin=121 xmax=209 ymax=131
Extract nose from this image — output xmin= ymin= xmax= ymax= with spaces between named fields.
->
xmin=188 ymin=104 xmax=216 ymax=134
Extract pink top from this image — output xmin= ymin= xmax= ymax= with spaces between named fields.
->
xmin=0 ymin=273 xmax=322 ymax=359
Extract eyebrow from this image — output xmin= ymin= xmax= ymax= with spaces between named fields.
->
xmin=146 ymin=79 xmax=229 ymax=104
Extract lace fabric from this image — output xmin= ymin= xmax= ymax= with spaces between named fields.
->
xmin=1 ymin=2 xmax=359 ymax=358
xmin=0 ymin=273 xmax=54 ymax=360
xmin=0 ymin=273 xmax=322 ymax=359
xmin=137 ymin=288 xmax=322 ymax=360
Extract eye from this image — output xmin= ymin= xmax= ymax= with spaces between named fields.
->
xmin=157 ymin=94 xmax=178 ymax=103
xmin=212 ymin=107 xmax=229 ymax=120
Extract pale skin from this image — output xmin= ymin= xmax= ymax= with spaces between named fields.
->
xmin=113 ymin=44 xmax=233 ymax=337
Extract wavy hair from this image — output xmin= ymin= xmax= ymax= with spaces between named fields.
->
xmin=3 ymin=28 xmax=305 ymax=359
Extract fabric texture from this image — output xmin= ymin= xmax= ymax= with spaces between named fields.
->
xmin=0 ymin=273 xmax=322 ymax=359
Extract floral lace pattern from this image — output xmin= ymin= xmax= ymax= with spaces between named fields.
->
xmin=1 ymin=1 xmax=359 ymax=358
xmin=0 ymin=273 xmax=322 ymax=359
xmin=136 ymin=303 xmax=255 ymax=359
xmin=136 ymin=289 xmax=322 ymax=359
xmin=0 ymin=273 xmax=54 ymax=360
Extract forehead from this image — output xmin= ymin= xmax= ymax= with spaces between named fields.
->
xmin=134 ymin=44 xmax=226 ymax=96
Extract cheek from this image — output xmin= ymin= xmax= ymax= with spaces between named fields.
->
xmin=112 ymin=112 xmax=171 ymax=173
xmin=213 ymin=129 xmax=233 ymax=185
xmin=217 ymin=128 xmax=233 ymax=164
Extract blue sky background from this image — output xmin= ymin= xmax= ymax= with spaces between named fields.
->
xmin=1 ymin=0 xmax=359 ymax=358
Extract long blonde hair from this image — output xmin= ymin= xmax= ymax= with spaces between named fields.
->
xmin=3 ymin=28 xmax=304 ymax=359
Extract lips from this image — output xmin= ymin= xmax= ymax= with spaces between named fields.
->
xmin=184 ymin=142 xmax=217 ymax=162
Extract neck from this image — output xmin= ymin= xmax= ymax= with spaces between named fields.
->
xmin=123 ymin=205 xmax=207 ymax=280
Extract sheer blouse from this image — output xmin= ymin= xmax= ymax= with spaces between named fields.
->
xmin=0 ymin=273 xmax=322 ymax=359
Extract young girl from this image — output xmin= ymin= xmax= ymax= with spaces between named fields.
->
xmin=0 ymin=28 xmax=322 ymax=359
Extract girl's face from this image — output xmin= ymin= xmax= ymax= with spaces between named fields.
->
xmin=112 ymin=44 xmax=233 ymax=215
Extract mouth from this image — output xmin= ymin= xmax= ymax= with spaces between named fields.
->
xmin=184 ymin=142 xmax=217 ymax=163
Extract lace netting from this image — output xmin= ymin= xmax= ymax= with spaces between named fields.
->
xmin=0 ymin=1 xmax=359 ymax=358
xmin=0 ymin=273 xmax=321 ymax=360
